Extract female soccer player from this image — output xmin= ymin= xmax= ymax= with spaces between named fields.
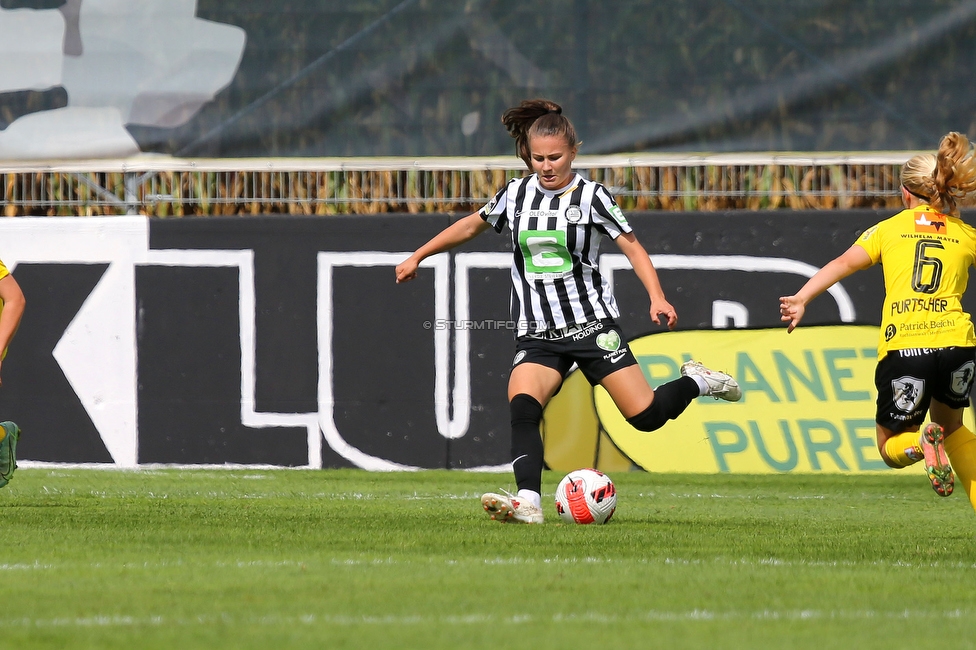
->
xmin=0 ymin=257 xmax=25 ymax=488
xmin=780 ymin=131 xmax=976 ymax=513
xmin=396 ymin=99 xmax=740 ymax=524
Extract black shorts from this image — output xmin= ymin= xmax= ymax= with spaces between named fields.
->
xmin=512 ymin=320 xmax=638 ymax=386
xmin=875 ymin=346 xmax=976 ymax=432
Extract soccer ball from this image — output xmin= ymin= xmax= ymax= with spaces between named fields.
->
xmin=554 ymin=468 xmax=616 ymax=524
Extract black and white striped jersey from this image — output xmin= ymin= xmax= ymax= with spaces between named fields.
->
xmin=479 ymin=172 xmax=633 ymax=337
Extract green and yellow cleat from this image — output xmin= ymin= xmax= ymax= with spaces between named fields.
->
xmin=0 ymin=421 xmax=20 ymax=489
xmin=921 ymin=423 xmax=953 ymax=497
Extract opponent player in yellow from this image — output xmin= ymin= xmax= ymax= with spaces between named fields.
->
xmin=0 ymin=257 xmax=25 ymax=488
xmin=780 ymin=131 xmax=976 ymax=513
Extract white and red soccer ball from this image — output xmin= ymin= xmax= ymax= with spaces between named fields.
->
xmin=554 ymin=468 xmax=616 ymax=524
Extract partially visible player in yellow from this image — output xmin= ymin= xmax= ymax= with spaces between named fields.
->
xmin=0 ymin=258 xmax=25 ymax=488
xmin=780 ymin=131 xmax=976 ymax=513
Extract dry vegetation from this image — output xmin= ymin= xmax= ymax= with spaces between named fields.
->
xmin=0 ymin=162 xmax=904 ymax=217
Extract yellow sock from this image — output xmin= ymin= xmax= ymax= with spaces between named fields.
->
xmin=882 ymin=431 xmax=924 ymax=468
xmin=945 ymin=425 xmax=976 ymax=513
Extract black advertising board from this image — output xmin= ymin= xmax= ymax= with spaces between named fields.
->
xmin=0 ymin=209 xmax=966 ymax=469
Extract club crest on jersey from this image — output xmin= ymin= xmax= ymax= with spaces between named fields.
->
xmin=892 ymin=376 xmax=924 ymax=412
xmin=950 ymin=361 xmax=975 ymax=397
xmin=914 ymin=212 xmax=946 ymax=233
xmin=565 ymin=205 xmax=583 ymax=223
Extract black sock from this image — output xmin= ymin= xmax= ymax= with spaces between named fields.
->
xmin=510 ymin=393 xmax=544 ymax=493
xmin=626 ymin=376 xmax=699 ymax=432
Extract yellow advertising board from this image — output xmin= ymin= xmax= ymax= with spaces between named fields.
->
xmin=545 ymin=325 xmax=974 ymax=474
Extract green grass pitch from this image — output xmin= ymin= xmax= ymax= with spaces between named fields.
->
xmin=2 ymin=468 xmax=975 ymax=649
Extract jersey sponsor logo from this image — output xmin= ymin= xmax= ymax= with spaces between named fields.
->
xmin=899 ymin=233 xmax=960 ymax=243
xmin=893 ymin=318 xmax=955 ymax=336
xmin=570 ymin=321 xmax=604 ymax=341
xmin=914 ymin=212 xmax=946 ymax=234
xmin=595 ymin=330 xmax=621 ymax=352
xmin=565 ymin=205 xmax=583 ymax=223
xmin=522 ymin=210 xmax=559 ymax=220
xmin=950 ymin=361 xmax=975 ymax=396
xmin=518 ymin=229 xmax=573 ymax=277
xmin=884 ymin=324 xmax=897 ymax=341
xmin=897 ymin=348 xmax=934 ymax=357
xmin=601 ymin=347 xmax=629 ymax=362
xmin=891 ymin=376 xmax=924 ymax=412
xmin=859 ymin=225 xmax=879 ymax=241
xmin=609 ymin=204 xmax=628 ymax=225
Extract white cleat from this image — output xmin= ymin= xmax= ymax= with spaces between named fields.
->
xmin=681 ymin=360 xmax=742 ymax=402
xmin=481 ymin=491 xmax=544 ymax=524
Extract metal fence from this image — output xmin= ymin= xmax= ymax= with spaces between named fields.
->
xmin=0 ymin=153 xmax=912 ymax=217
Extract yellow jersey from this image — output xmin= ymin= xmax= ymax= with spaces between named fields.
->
xmin=0 ymin=259 xmax=7 ymax=359
xmin=0 ymin=258 xmax=7 ymax=323
xmin=855 ymin=205 xmax=976 ymax=358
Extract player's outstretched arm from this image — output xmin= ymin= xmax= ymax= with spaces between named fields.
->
xmin=0 ymin=274 xmax=25 ymax=386
xmin=615 ymin=232 xmax=677 ymax=330
xmin=395 ymin=213 xmax=491 ymax=283
xmin=780 ymin=245 xmax=871 ymax=333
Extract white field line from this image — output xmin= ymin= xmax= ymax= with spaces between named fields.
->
xmin=0 ymin=609 xmax=970 ymax=629
xmin=18 ymin=462 xmax=317 ymax=470
xmin=30 ymin=488 xmax=488 ymax=501
xmin=24 ymin=482 xmax=912 ymax=504
xmin=5 ymin=556 xmax=976 ymax=572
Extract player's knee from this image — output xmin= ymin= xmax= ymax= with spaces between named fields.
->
xmin=878 ymin=451 xmax=903 ymax=469
xmin=626 ymin=401 xmax=668 ymax=432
